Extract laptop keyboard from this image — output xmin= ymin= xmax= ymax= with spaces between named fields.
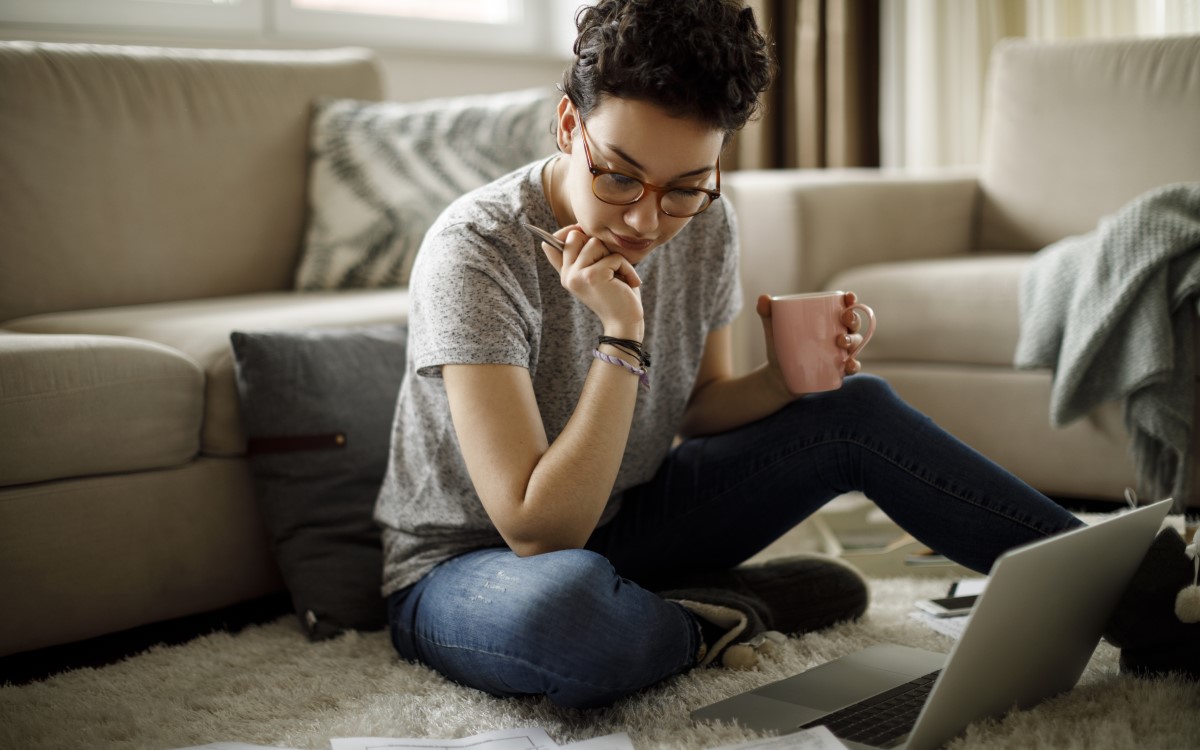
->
xmin=798 ymin=670 xmax=942 ymax=748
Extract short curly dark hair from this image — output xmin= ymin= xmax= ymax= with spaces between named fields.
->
xmin=561 ymin=0 xmax=776 ymax=137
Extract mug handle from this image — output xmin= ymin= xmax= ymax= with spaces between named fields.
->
xmin=846 ymin=303 xmax=876 ymax=360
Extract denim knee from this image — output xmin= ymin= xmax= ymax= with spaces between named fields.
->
xmin=492 ymin=549 xmax=697 ymax=708
xmin=834 ymin=372 xmax=898 ymax=407
xmin=522 ymin=547 xmax=617 ymax=601
xmin=506 ymin=548 xmax=689 ymax=659
xmin=773 ymin=373 xmax=905 ymax=427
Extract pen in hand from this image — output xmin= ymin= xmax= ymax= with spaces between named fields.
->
xmin=522 ymin=222 xmax=565 ymax=252
xmin=524 ymin=222 xmax=640 ymax=290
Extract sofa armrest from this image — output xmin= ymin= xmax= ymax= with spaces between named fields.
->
xmin=723 ymin=168 xmax=980 ymax=375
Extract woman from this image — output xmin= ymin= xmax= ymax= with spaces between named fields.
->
xmin=375 ymin=0 xmax=1101 ymax=708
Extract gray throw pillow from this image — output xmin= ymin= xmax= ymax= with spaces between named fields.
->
xmin=294 ymin=87 xmax=559 ymax=291
xmin=229 ymin=324 xmax=407 ymax=640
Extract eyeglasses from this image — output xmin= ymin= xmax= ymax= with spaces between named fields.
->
xmin=578 ymin=118 xmax=721 ymax=218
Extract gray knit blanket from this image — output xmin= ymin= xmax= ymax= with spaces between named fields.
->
xmin=1015 ymin=182 xmax=1200 ymax=511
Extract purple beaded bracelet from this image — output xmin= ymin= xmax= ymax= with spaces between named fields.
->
xmin=592 ymin=349 xmax=651 ymax=391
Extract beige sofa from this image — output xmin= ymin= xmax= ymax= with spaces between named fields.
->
xmin=0 ymin=43 xmax=405 ymax=657
xmin=1 ymin=34 xmax=1197 ymax=660
xmin=725 ymin=34 xmax=1200 ymax=509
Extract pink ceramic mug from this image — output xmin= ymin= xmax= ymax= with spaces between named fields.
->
xmin=770 ymin=291 xmax=876 ymax=394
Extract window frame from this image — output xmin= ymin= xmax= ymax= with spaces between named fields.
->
xmin=272 ymin=0 xmax=547 ymax=54
xmin=0 ymin=0 xmax=578 ymax=57
xmin=0 ymin=0 xmax=264 ymax=34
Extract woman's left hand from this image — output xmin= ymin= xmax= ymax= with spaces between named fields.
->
xmin=838 ymin=291 xmax=866 ymax=375
xmin=756 ymin=291 xmax=866 ymax=389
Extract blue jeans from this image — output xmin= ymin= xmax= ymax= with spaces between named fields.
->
xmin=388 ymin=375 xmax=1082 ymax=707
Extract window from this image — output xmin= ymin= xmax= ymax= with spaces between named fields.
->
xmin=0 ymin=0 xmax=264 ymax=33
xmin=0 ymin=0 xmax=581 ymax=56
xmin=287 ymin=0 xmax=514 ymax=24
xmin=272 ymin=0 xmax=564 ymax=54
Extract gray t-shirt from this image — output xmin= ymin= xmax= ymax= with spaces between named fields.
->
xmin=375 ymin=157 xmax=743 ymax=595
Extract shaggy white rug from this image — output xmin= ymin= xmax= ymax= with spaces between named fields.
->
xmin=3 ymin=577 xmax=1197 ymax=750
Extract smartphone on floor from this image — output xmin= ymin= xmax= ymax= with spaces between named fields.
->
xmin=915 ymin=593 xmax=979 ymax=617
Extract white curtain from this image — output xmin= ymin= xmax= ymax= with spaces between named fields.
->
xmin=881 ymin=0 xmax=1200 ymax=170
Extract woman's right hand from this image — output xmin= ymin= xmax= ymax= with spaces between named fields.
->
xmin=539 ymin=225 xmax=644 ymax=337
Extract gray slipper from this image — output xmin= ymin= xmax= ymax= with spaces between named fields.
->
xmin=651 ymin=554 xmax=869 ymax=635
xmin=662 ymin=587 xmax=787 ymax=669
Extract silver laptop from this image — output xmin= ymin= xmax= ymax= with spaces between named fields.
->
xmin=692 ymin=498 xmax=1172 ymax=750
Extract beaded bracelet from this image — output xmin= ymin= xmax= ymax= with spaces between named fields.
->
xmin=592 ymin=349 xmax=651 ymax=391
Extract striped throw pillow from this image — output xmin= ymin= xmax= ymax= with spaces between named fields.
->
xmin=295 ymin=87 xmax=559 ymax=290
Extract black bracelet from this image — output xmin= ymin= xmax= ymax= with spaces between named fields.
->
xmin=598 ymin=338 xmax=638 ymax=362
xmin=598 ymin=336 xmax=651 ymax=369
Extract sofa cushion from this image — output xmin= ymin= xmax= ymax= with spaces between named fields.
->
xmin=230 ymin=324 xmax=407 ymax=639
xmin=0 ymin=333 xmax=203 ymax=486
xmin=979 ymin=35 xmax=1200 ymax=252
xmin=827 ymin=254 xmax=1029 ymax=367
xmin=2 ymin=289 xmax=408 ymax=457
xmin=293 ymin=87 xmax=558 ymax=290
xmin=0 ymin=42 xmax=383 ymax=323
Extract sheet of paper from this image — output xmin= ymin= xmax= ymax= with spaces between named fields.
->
xmin=949 ymin=577 xmax=988 ymax=597
xmin=171 ymin=744 xmax=300 ymax=750
xmin=560 ymin=733 xmax=634 ymax=750
xmin=330 ymin=728 xmax=632 ymax=750
xmin=173 ymin=728 xmax=632 ymax=750
xmin=909 ymin=609 xmax=971 ymax=640
xmin=706 ymin=725 xmax=848 ymax=750
xmin=330 ymin=727 xmax=556 ymax=750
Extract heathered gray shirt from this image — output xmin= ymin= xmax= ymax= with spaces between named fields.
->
xmin=376 ymin=157 xmax=742 ymax=596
